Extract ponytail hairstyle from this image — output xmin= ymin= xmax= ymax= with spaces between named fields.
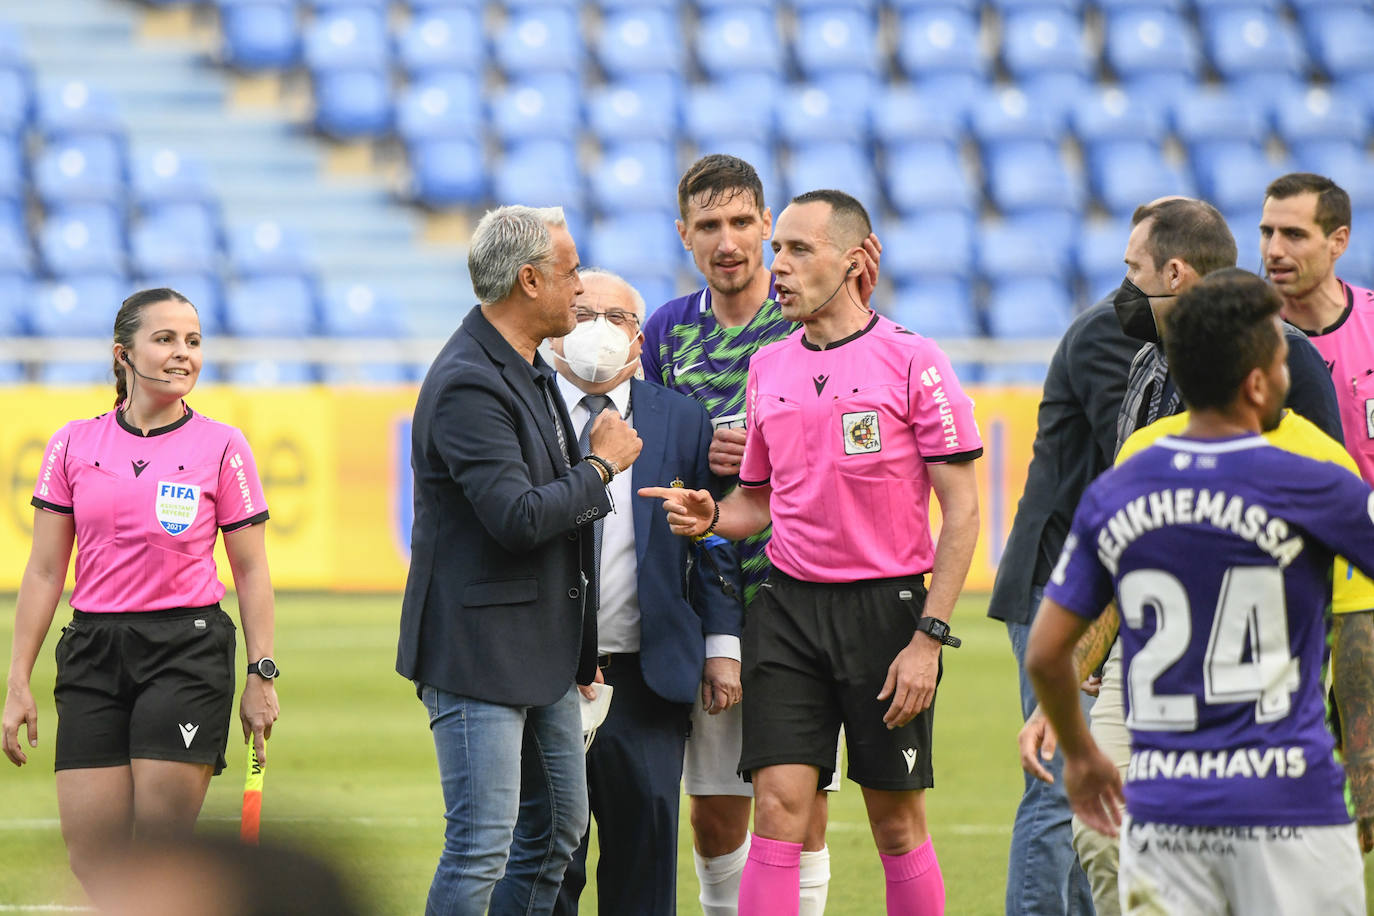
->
xmin=113 ymin=288 xmax=195 ymax=408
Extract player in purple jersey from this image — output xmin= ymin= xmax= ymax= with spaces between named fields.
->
xmin=1 ymin=289 xmax=279 ymax=894
xmin=1027 ymin=270 xmax=1374 ymax=914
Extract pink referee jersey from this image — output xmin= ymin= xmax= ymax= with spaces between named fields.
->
xmin=739 ymin=313 xmax=983 ymax=583
xmin=31 ymin=406 xmax=269 ymax=613
xmin=1305 ymin=281 xmax=1374 ymax=484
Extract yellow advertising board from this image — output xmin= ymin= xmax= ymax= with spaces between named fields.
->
xmin=0 ymin=385 xmax=1039 ymax=594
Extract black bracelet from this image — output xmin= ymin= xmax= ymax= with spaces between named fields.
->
xmin=694 ymin=499 xmax=721 ymax=541
xmin=584 ymin=454 xmax=614 ymax=483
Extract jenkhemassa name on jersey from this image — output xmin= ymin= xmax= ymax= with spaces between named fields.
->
xmin=1044 ymin=434 xmax=1374 ymax=828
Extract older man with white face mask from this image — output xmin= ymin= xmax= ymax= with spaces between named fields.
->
xmin=547 ymin=270 xmax=746 ymax=916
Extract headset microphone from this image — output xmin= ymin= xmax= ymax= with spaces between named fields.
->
xmin=806 ymin=263 xmax=859 ymax=316
xmin=121 ymin=351 xmax=173 ymax=384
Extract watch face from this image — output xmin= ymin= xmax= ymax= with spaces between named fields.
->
xmin=255 ymin=658 xmax=278 ymax=678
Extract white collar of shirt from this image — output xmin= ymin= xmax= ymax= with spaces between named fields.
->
xmin=555 ymin=373 xmax=632 ymax=422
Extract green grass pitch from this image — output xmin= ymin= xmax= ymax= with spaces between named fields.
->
xmin=0 ymin=593 xmax=1369 ymax=913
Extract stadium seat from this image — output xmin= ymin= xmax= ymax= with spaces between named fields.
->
xmin=1094 ymin=0 xmax=1186 ymax=12
xmin=686 ymin=138 xmax=782 ymax=208
xmin=38 ymin=361 xmax=115 ymax=386
xmin=37 ymin=80 xmax=122 ymax=140
xmin=29 ymin=276 xmax=131 ymax=338
xmin=224 ymin=275 xmax=318 ymax=336
xmin=777 ymin=76 xmax=873 ymax=145
xmin=130 ymin=147 xmax=214 ymax=209
xmin=218 ymin=0 xmax=299 ymax=71
xmin=977 ymin=215 xmax=1076 ymax=284
xmin=793 ymin=7 xmax=881 ymax=78
xmin=896 ymin=9 xmax=987 ymax=80
xmin=589 ymin=141 xmax=678 ymax=214
xmin=1203 ymin=9 xmax=1306 ymax=82
xmin=396 ymin=7 xmax=484 ymax=77
xmin=888 ymin=278 xmax=980 ymax=340
xmin=319 ymin=282 xmax=404 ymax=337
xmin=302 ymin=7 xmax=388 ymax=71
xmin=395 ymin=72 xmax=483 ymax=143
xmin=586 ymin=211 xmax=683 ymax=277
xmin=1195 ymin=146 xmax=1292 ymax=213
xmin=982 ymin=362 xmax=1050 ymax=385
xmin=492 ymin=140 xmax=583 ymax=211
xmin=619 ymin=272 xmax=678 ymax=316
xmin=884 ymin=144 xmax=978 ymax=216
xmin=0 ymin=68 xmax=31 ymax=138
xmin=1019 ymin=72 xmax=1094 ymax=128
xmin=1221 ymin=207 xmax=1263 ymax=272
xmin=321 ymin=362 xmax=414 ymax=384
xmin=1300 ymin=7 xmax=1374 ymax=80
xmin=1071 ymin=86 xmax=1168 ymax=150
xmin=695 ymin=9 xmax=784 ymax=79
xmin=983 ymin=143 xmax=1084 ymax=216
xmin=227 ymin=359 xmax=319 ymax=385
xmin=872 ymin=86 xmax=965 ymax=147
xmin=911 ymin=73 xmax=986 ymax=120
xmin=1087 ymin=143 xmax=1195 ymax=217
xmin=0 ymin=269 xmax=28 ymax=334
xmin=1077 ymin=217 xmax=1134 ymax=301
xmin=596 ymin=9 xmax=684 ymax=78
xmin=491 ymin=74 xmax=582 ymax=145
xmin=683 ymin=77 xmax=780 ymax=143
xmin=1002 ymin=8 xmax=1091 ymax=79
xmin=1173 ymin=89 xmax=1268 ymax=177
xmin=227 ymin=220 xmax=313 ymax=276
xmin=0 ymin=220 xmax=33 ymax=276
xmin=33 ymin=135 xmax=125 ymax=210
xmin=1193 ymin=0 xmax=1283 ymax=12
xmin=1102 ymin=9 xmax=1201 ymax=83
xmin=587 ymin=76 xmax=680 ymax=143
xmin=493 ymin=7 xmax=583 ymax=76
xmin=408 ymin=138 xmax=485 ymax=207
xmin=312 ymin=66 xmax=392 ymax=138
xmin=970 ymin=88 xmax=1062 ymax=147
xmin=1275 ymin=87 xmax=1368 ymax=150
xmin=783 ymin=142 xmax=880 ymax=220
xmin=38 ymin=210 xmax=125 ymax=277
xmin=131 ymin=208 xmax=220 ymax=276
xmin=878 ymin=212 xmax=976 ymax=284
xmin=988 ymin=0 xmax=1084 ymax=12
xmin=0 ymin=21 xmax=25 ymax=71
xmin=985 ymin=277 xmax=1075 ymax=339
xmin=135 ymin=271 xmax=225 ymax=334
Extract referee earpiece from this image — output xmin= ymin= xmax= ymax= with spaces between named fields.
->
xmin=847 ymin=263 xmax=857 ymax=273
xmin=121 ymin=352 xmax=131 ymax=364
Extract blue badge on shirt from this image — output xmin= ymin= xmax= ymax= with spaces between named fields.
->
xmin=155 ymin=481 xmax=201 ymax=536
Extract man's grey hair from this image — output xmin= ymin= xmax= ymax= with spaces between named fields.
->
xmin=578 ymin=268 xmax=647 ymax=323
xmin=468 ymin=205 xmax=567 ymax=305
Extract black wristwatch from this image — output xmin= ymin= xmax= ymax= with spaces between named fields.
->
xmin=247 ymin=657 xmax=280 ymax=680
xmin=915 ymin=617 xmax=961 ymax=648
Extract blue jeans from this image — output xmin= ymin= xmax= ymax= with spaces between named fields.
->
xmin=421 ymin=682 xmax=589 ymax=916
xmin=1005 ymin=586 xmax=1096 ymax=916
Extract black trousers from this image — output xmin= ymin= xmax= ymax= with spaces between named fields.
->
xmin=554 ymin=652 xmax=692 ymax=916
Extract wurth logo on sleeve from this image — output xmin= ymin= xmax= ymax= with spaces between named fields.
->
xmin=229 ymin=453 xmax=254 ymax=513
xmin=38 ymin=439 xmax=64 ymax=497
xmin=919 ymin=367 xmax=942 ymax=387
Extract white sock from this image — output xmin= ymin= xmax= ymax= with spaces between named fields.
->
xmin=695 ymin=834 xmax=750 ymax=916
xmin=799 ymin=845 xmax=831 ymax=916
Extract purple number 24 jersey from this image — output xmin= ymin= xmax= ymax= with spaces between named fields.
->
xmin=1046 ymin=433 xmax=1374 ymax=827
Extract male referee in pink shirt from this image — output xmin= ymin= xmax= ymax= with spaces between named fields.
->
xmin=643 ymin=189 xmax=982 ymax=915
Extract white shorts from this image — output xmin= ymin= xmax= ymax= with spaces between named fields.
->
xmin=1118 ymin=815 xmax=1365 ymax=916
xmin=683 ymin=700 xmax=842 ymax=796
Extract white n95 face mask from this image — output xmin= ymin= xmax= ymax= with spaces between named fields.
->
xmin=557 ymin=317 xmax=637 ymax=384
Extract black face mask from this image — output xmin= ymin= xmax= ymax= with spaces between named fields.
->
xmin=1113 ymin=277 xmax=1175 ymax=344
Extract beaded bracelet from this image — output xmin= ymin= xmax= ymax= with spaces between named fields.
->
xmin=693 ymin=499 xmax=722 ymax=541
xmin=584 ymin=454 xmax=614 ymax=484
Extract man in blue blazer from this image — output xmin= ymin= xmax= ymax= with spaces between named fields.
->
xmin=547 ymin=270 xmax=746 ymax=916
xmin=397 ymin=207 xmax=643 ymax=916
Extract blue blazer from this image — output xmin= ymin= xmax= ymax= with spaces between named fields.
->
xmin=625 ymin=377 xmax=744 ymax=705
xmin=397 ymin=306 xmax=608 ymax=707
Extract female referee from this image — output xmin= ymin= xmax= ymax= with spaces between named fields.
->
xmin=1 ymin=288 xmax=279 ymax=890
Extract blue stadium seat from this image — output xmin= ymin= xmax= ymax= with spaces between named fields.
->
xmin=1002 ymin=8 xmax=1091 ymax=79
xmin=1204 ymin=9 xmax=1306 ymax=82
xmin=982 ymin=362 xmax=1050 ymax=385
xmin=777 ymin=76 xmax=873 ymax=145
xmin=29 ymin=276 xmax=131 ymax=337
xmin=1300 ymin=7 xmax=1374 ymax=80
xmin=228 ymin=220 xmax=312 ymax=276
xmin=0 ymin=137 xmax=22 ymax=209
xmin=1095 ymin=0 xmax=1186 ymax=11
xmin=1103 ymin=9 xmax=1201 ymax=82
xmin=0 ymin=272 xmax=30 ymax=337
xmin=321 ymin=363 xmax=414 ymax=384
xmin=218 ymin=1 xmax=299 ymax=71
xmin=0 ymin=69 xmax=31 ymax=138
xmin=878 ymin=211 xmax=976 ymax=284
xmin=38 ymin=361 xmax=115 ymax=386
xmin=1173 ymin=89 xmax=1268 ymax=176
xmin=896 ymin=9 xmax=987 ymax=79
xmin=588 ymin=76 xmax=680 ymax=143
xmin=0 ymin=362 xmax=23 ymax=383
xmin=783 ymin=142 xmax=880 ymax=220
xmin=683 ymin=77 xmax=780 ymax=143
xmin=984 ymin=143 xmax=1084 ymax=215
xmin=131 ymin=209 xmax=219 ymax=275
xmin=491 ymin=74 xmax=582 ymax=145
xmin=970 ymin=88 xmax=1062 ymax=146
xmin=872 ymin=86 xmax=965 ymax=147
xmin=985 ymin=278 xmax=1074 ymax=339
xmin=303 ymin=7 xmax=388 ymax=71
xmin=312 ymin=67 xmax=391 ymax=138
xmin=0 ymin=22 xmax=25 ymax=71
xmin=794 ymin=8 xmax=881 ymax=78
xmin=888 ymin=278 xmax=980 ymax=340
xmin=695 ymin=9 xmax=783 ymax=79
xmin=37 ymin=80 xmax=122 ymax=140
xmin=977 ymin=215 xmax=1076 ymax=284
xmin=1221 ymin=207 xmax=1263 ymax=272
xmin=884 ymin=144 xmax=977 ymax=216
xmin=227 ymin=360 xmax=319 ymax=385
xmin=1276 ymin=88 xmax=1369 ymax=171
xmin=39 ymin=211 xmax=125 ymax=277
xmin=1195 ymin=146 xmax=1292 ymax=213
xmin=396 ymin=7 xmax=484 ymax=77
xmin=1019 ymin=72 xmax=1094 ymax=130
xmin=589 ymin=142 xmax=678 ymax=213
xmin=33 ymin=135 xmax=124 ymax=210
xmin=224 ymin=275 xmax=318 ymax=336
xmin=494 ymin=7 xmax=583 ymax=76
xmin=1077 ymin=217 xmax=1133 ymax=301
xmin=408 ymin=138 xmax=485 ymax=207
xmin=492 ymin=140 xmax=583 ymax=211
xmin=308 ymin=0 xmax=388 ymax=9
xmin=319 ymin=282 xmax=404 ymax=336
xmin=619 ymin=272 xmax=678 ymax=316
xmin=1071 ymin=86 xmax=1168 ymax=149
xmin=130 ymin=147 xmax=214 ymax=208
xmin=1194 ymin=0 xmax=1282 ymax=12
xmin=587 ymin=211 xmax=682 ymax=277
xmin=0 ymin=220 xmax=33 ymax=276
xmin=597 ymin=9 xmax=684 ymax=78
xmin=685 ymin=138 xmax=782 ymax=208
xmin=1087 ymin=143 xmax=1195 ymax=217
xmin=989 ymin=0 xmax=1084 ymax=12
xmin=135 ymin=271 xmax=225 ymax=334
xmin=911 ymin=73 xmax=986 ymax=119
xmin=396 ymin=72 xmax=483 ymax=142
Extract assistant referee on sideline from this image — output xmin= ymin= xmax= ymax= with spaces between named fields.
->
xmin=643 ymin=189 xmax=983 ymax=916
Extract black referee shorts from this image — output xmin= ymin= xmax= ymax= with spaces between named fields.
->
xmin=53 ymin=605 xmax=237 ymax=774
xmin=740 ymin=571 xmax=940 ymax=791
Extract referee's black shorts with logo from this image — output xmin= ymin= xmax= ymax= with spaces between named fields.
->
xmin=740 ymin=570 xmax=940 ymax=791
xmin=53 ymin=604 xmax=237 ymax=774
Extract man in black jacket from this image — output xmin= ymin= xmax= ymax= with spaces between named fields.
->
xmin=397 ymin=205 xmax=642 ymax=916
